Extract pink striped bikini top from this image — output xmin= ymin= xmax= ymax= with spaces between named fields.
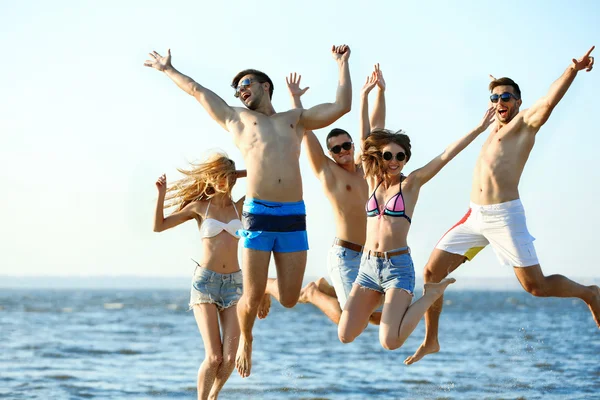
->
xmin=365 ymin=179 xmax=412 ymax=223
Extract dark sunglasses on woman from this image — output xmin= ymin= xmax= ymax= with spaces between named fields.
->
xmin=383 ymin=151 xmax=406 ymax=162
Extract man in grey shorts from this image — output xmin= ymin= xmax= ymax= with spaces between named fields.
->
xmin=259 ymin=67 xmax=386 ymax=325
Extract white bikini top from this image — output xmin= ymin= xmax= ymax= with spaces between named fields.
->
xmin=198 ymin=199 xmax=242 ymax=239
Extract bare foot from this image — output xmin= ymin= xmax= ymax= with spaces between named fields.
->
xmin=587 ymin=285 xmax=600 ymax=329
xmin=423 ymin=277 xmax=456 ymax=298
xmin=316 ymin=277 xmax=337 ymax=297
xmin=404 ymin=339 xmax=440 ymax=365
xmin=257 ymin=293 xmax=271 ymax=320
xmin=298 ymin=282 xmax=317 ymax=303
xmin=235 ymin=336 xmax=252 ymax=378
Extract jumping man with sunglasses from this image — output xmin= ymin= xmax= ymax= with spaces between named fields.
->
xmin=257 ymin=67 xmax=387 ymax=326
xmin=337 ymin=68 xmax=497 ymax=350
xmin=405 ymin=46 xmax=599 ymax=366
xmin=144 ymin=45 xmax=352 ymax=378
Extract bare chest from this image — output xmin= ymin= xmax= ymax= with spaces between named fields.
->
xmin=327 ymin=169 xmax=369 ymax=209
xmin=235 ymin=111 xmax=302 ymax=147
xmin=479 ymin=123 xmax=532 ymax=166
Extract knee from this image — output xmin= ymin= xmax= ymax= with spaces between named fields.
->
xmin=423 ymin=264 xmax=442 ymax=283
xmin=204 ymin=353 xmax=223 ymax=369
xmin=423 ymin=264 xmax=436 ymax=282
xmin=338 ymin=333 xmax=354 ymax=344
xmin=279 ymin=294 xmax=299 ymax=309
xmin=380 ymin=336 xmax=404 ymax=351
xmin=523 ymin=281 xmax=547 ymax=297
xmin=338 ymin=326 xmax=355 ymax=344
xmin=338 ymin=324 xmax=356 ymax=344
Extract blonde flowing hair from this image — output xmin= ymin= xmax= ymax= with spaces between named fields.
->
xmin=165 ymin=152 xmax=237 ymax=211
xmin=361 ymin=129 xmax=412 ymax=180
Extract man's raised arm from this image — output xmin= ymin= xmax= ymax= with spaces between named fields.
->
xmin=286 ymin=73 xmax=330 ymax=177
xmin=145 ymin=49 xmax=236 ymax=131
xmin=524 ymin=46 xmax=595 ymax=131
xmin=300 ymin=45 xmax=352 ymax=131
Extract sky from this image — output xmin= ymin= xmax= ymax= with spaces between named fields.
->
xmin=1 ymin=0 xmax=599 ymax=285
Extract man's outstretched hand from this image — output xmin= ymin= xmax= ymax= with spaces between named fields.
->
xmin=331 ymin=44 xmax=351 ymax=62
xmin=572 ymin=46 xmax=595 ymax=72
xmin=144 ymin=49 xmax=172 ymax=72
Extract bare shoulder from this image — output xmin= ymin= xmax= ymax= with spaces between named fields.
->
xmin=234 ymin=107 xmax=256 ymax=120
xmin=187 ymin=200 xmax=206 ymax=217
xmin=505 ymin=111 xmax=533 ymax=134
xmin=274 ymin=108 xmax=303 ymax=122
xmin=401 ymin=172 xmax=420 ymax=191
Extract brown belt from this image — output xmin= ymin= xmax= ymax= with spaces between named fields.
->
xmin=367 ymin=248 xmax=410 ymax=259
xmin=333 ymin=238 xmax=363 ymax=253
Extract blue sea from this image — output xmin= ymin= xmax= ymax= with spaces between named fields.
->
xmin=1 ymin=286 xmax=599 ymax=399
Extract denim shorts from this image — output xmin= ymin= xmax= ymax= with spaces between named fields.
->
xmin=238 ymin=198 xmax=309 ymax=253
xmin=355 ymin=247 xmax=415 ymax=296
xmin=327 ymin=244 xmax=362 ymax=309
xmin=189 ymin=266 xmax=243 ymax=311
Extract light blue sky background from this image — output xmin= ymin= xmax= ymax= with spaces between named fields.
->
xmin=1 ymin=1 xmax=598 ymax=284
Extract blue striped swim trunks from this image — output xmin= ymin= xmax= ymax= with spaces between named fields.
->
xmin=237 ymin=198 xmax=309 ymax=253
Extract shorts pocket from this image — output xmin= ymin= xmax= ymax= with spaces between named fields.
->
xmin=331 ymin=247 xmax=346 ymax=260
xmin=192 ymin=270 xmax=213 ymax=292
xmin=343 ymin=249 xmax=362 ymax=261
xmin=387 ymin=254 xmax=413 ymax=269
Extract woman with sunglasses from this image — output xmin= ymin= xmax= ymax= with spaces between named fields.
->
xmin=337 ymin=76 xmax=496 ymax=350
xmin=153 ymin=152 xmax=246 ymax=400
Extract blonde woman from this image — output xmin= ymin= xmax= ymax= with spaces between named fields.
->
xmin=338 ymin=74 xmax=496 ymax=350
xmin=153 ymin=152 xmax=246 ymax=400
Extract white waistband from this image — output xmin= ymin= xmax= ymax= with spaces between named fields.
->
xmin=470 ymin=199 xmax=523 ymax=211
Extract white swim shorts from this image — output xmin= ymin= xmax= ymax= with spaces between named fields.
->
xmin=436 ymin=199 xmax=539 ymax=268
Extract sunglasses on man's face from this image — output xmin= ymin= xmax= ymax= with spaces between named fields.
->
xmin=329 ymin=141 xmax=353 ymax=154
xmin=234 ymin=78 xmax=256 ymax=98
xmin=490 ymin=92 xmax=519 ymax=103
xmin=382 ymin=151 xmax=406 ymax=162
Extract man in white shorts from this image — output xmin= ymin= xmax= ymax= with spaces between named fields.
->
xmin=405 ymin=46 xmax=599 ymax=365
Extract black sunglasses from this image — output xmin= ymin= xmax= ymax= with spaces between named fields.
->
xmin=382 ymin=151 xmax=406 ymax=162
xmin=234 ymin=78 xmax=256 ymax=98
xmin=329 ymin=141 xmax=353 ymax=154
xmin=490 ymin=92 xmax=519 ymax=103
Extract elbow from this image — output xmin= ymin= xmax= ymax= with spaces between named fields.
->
xmin=153 ymin=225 xmax=163 ymax=233
xmin=188 ymin=82 xmax=201 ymax=97
xmin=341 ymin=101 xmax=352 ymax=115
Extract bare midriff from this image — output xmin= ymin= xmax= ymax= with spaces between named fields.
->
xmin=196 ymin=230 xmax=241 ymax=274
xmin=232 ymin=108 xmax=304 ymax=202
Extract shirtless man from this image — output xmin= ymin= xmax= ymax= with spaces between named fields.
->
xmin=144 ymin=45 xmax=352 ymax=377
xmin=405 ymin=46 xmax=599 ymax=365
xmin=259 ymin=68 xmax=386 ymax=325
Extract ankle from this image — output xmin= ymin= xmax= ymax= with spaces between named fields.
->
xmin=240 ymin=334 xmax=253 ymax=343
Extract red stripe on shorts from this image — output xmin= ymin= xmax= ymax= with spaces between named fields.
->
xmin=435 ymin=208 xmax=472 ymax=246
